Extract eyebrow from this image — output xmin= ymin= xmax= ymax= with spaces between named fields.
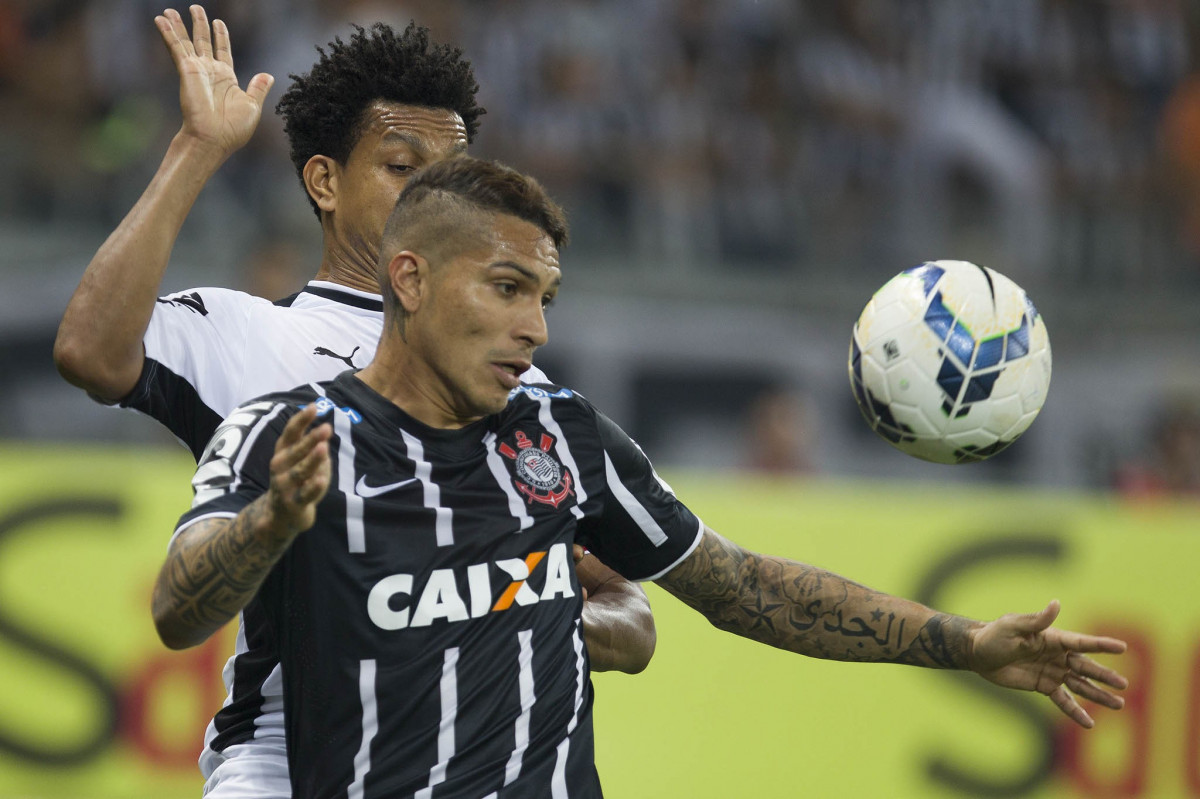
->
xmin=380 ymin=131 xmax=468 ymax=156
xmin=489 ymin=261 xmax=562 ymax=289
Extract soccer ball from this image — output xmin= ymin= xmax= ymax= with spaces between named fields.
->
xmin=848 ymin=260 xmax=1052 ymax=464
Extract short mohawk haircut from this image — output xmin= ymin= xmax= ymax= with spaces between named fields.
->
xmin=276 ymin=22 xmax=485 ymax=216
xmin=393 ymin=157 xmax=570 ymax=251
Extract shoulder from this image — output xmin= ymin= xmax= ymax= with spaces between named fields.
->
xmin=507 ymin=382 xmax=591 ymax=413
xmin=217 ymin=385 xmax=319 ymax=432
xmin=155 ymin=286 xmax=268 ymax=317
xmin=502 ymin=382 xmax=602 ymax=438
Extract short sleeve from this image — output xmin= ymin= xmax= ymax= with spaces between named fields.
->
xmin=576 ymin=409 xmax=704 ymax=581
xmin=172 ymin=397 xmax=294 ymax=544
xmin=120 ymin=288 xmax=260 ymax=458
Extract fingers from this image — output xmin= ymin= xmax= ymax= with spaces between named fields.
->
xmin=154 ymin=9 xmax=194 ymax=67
xmin=1068 ymin=651 xmax=1129 ymax=690
xmin=154 ymin=8 xmax=223 ymax=65
xmin=1048 ymin=649 xmax=1128 ymax=724
xmin=1009 ymin=599 xmax=1060 ymax=634
xmin=1064 ymin=673 xmax=1125 ymax=710
xmin=1051 ymin=629 xmax=1128 ymax=656
xmin=273 ymin=407 xmax=331 ymax=473
xmin=572 ymin=544 xmax=586 ymax=564
xmin=213 ymin=18 xmax=233 ymax=69
xmin=277 ymin=403 xmax=320 ymax=449
xmin=245 ymin=73 xmax=276 ymax=108
xmin=270 ymin=406 xmax=332 ymax=523
xmin=288 ymin=438 xmax=331 ymax=505
xmin=1049 ymin=684 xmax=1095 ymax=729
xmin=189 ymin=5 xmax=213 ymax=59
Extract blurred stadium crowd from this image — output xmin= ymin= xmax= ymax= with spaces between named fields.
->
xmin=1 ymin=0 xmax=1199 ymax=491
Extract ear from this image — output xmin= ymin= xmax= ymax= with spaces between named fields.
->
xmin=303 ymin=155 xmax=339 ymax=214
xmin=388 ymin=251 xmax=426 ymax=314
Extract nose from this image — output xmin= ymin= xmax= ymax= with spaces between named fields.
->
xmin=516 ymin=301 xmax=549 ymax=349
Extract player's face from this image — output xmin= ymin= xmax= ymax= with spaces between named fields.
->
xmin=415 ymin=214 xmax=560 ymax=422
xmin=333 ymin=102 xmax=468 ymax=263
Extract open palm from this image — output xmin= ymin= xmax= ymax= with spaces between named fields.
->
xmin=969 ymin=600 xmax=1128 ymax=728
xmin=154 ymin=6 xmax=273 ymax=155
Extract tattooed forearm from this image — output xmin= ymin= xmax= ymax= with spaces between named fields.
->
xmin=151 ymin=496 xmax=294 ymax=649
xmin=657 ymin=528 xmax=980 ymax=668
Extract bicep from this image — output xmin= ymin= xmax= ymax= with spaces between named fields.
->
xmin=139 ymin=290 xmax=252 ymax=407
xmin=653 ymin=526 xmax=748 ymax=614
xmin=577 ymin=407 xmax=703 ymax=580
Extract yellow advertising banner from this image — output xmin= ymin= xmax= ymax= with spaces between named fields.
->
xmin=0 ymin=447 xmax=1195 ymax=798
xmin=594 ymin=475 xmax=1200 ymax=799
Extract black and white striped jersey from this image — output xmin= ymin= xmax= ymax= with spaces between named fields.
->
xmin=115 ymin=281 xmax=549 ymax=778
xmin=175 ymin=371 xmax=703 ymax=799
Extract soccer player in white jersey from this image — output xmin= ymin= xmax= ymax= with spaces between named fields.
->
xmin=154 ymin=156 xmax=1129 ymax=799
xmin=54 ymin=7 xmax=653 ymax=797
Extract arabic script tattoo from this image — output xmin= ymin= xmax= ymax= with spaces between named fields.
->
xmin=656 ymin=528 xmax=977 ymax=668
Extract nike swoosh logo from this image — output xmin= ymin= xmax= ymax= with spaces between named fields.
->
xmin=354 ymin=475 xmax=418 ymax=498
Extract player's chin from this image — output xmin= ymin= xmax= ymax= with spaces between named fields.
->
xmin=472 ymin=386 xmax=514 ymax=417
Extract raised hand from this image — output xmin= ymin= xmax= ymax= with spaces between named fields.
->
xmin=154 ymin=5 xmax=274 ymax=158
xmin=266 ymin=404 xmax=332 ymax=540
xmin=968 ymin=600 xmax=1128 ymax=728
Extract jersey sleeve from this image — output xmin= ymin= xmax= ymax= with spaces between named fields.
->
xmin=575 ymin=407 xmax=704 ymax=582
xmin=172 ymin=397 xmax=295 ymax=545
xmin=119 ymin=288 xmax=260 ymax=459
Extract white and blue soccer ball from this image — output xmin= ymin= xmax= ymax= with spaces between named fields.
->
xmin=848 ymin=260 xmax=1052 ymax=464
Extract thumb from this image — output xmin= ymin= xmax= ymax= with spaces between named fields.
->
xmin=246 ymin=73 xmax=275 ymax=107
xmin=1010 ymin=599 xmax=1060 ymax=634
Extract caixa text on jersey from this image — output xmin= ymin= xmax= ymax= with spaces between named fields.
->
xmin=366 ymin=542 xmax=576 ymax=631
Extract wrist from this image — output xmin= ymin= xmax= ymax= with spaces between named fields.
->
xmin=249 ymin=493 xmax=304 ymax=550
xmin=166 ymin=130 xmax=232 ymax=173
xmin=963 ymin=619 xmax=986 ymax=672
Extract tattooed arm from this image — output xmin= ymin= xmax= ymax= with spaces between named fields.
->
xmin=655 ymin=527 xmax=1129 ymax=728
xmin=656 ymin=527 xmax=974 ymax=666
xmin=152 ymin=405 xmax=331 ymax=649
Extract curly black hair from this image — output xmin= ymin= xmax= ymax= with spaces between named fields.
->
xmin=276 ymin=22 xmax=486 ymax=217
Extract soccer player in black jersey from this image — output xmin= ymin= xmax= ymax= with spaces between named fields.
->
xmin=54 ymin=7 xmax=652 ymax=797
xmin=154 ymin=157 xmax=1128 ymax=799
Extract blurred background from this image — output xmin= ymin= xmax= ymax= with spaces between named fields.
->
xmin=0 ymin=1 xmax=1198 ymax=797
xmin=2 ymin=0 xmax=1200 ymax=489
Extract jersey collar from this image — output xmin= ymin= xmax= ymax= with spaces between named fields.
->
xmin=301 ymin=280 xmax=384 ymax=312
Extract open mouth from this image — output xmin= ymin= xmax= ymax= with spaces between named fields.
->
xmin=492 ymin=361 xmax=528 ymax=389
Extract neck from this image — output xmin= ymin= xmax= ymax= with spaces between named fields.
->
xmin=356 ymin=343 xmax=481 ymax=430
xmin=315 ymin=229 xmax=382 ymax=294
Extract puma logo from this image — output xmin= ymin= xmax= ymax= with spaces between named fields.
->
xmin=314 ymin=345 xmax=360 ymax=368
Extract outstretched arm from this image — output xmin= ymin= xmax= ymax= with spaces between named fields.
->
xmin=54 ymin=6 xmax=274 ymax=401
xmin=655 ymin=527 xmax=1127 ymax=728
xmin=574 ymin=545 xmax=656 ymax=674
xmin=153 ymin=405 xmax=329 ymax=649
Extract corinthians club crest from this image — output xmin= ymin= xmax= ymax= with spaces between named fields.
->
xmin=499 ymin=430 xmax=575 ymax=508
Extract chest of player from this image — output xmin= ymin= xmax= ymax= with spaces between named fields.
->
xmin=280 ymin=410 xmax=595 ymax=641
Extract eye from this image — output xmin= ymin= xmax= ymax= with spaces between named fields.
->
xmin=387 ymin=164 xmax=416 ymax=174
xmin=495 ymin=280 xmax=518 ymax=297
xmin=542 ymin=295 xmax=556 ymax=311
